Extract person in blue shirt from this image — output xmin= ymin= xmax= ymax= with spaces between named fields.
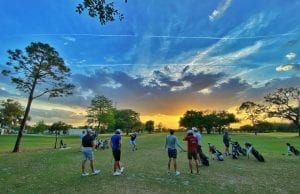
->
xmin=165 ymin=129 xmax=185 ymax=176
xmin=110 ymin=129 xmax=124 ymax=176
xmin=223 ymin=131 xmax=230 ymax=156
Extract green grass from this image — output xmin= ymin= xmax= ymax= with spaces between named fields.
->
xmin=0 ymin=133 xmax=299 ymax=193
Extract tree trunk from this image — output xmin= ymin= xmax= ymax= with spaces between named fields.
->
xmin=12 ymin=96 xmax=33 ymax=152
xmin=12 ymin=79 xmax=37 ymax=152
xmin=54 ymin=130 xmax=58 ymax=149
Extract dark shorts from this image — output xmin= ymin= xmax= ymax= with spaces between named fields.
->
xmin=112 ymin=149 xmax=121 ymax=161
xmin=168 ymin=148 xmax=177 ymax=159
xmin=188 ymin=150 xmax=198 ymax=160
xmin=224 ymin=141 xmax=229 ymax=148
xmin=197 ymin=145 xmax=203 ymax=154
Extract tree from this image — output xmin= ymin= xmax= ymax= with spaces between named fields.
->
xmin=264 ymin=87 xmax=300 ymax=136
xmin=49 ymin=121 xmax=71 ymax=149
xmin=86 ymin=95 xmax=115 ymax=133
xmin=238 ymin=101 xmax=266 ymax=135
xmin=179 ymin=110 xmax=204 ymax=130
xmin=0 ymin=99 xmax=24 ymax=128
xmin=32 ymin=120 xmax=49 ymax=134
xmin=76 ymin=0 xmax=128 ymax=25
xmin=114 ymin=109 xmax=140 ymax=135
xmin=2 ymin=42 xmax=74 ymax=152
xmin=145 ymin=120 xmax=154 ymax=133
xmin=214 ymin=111 xmax=238 ymax=134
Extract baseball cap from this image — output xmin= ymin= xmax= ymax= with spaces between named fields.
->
xmin=192 ymin=127 xmax=198 ymax=132
xmin=87 ymin=128 xmax=95 ymax=133
xmin=187 ymin=129 xmax=193 ymax=134
xmin=115 ymin=129 xmax=122 ymax=134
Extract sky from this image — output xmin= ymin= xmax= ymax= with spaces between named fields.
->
xmin=0 ymin=0 xmax=300 ymax=128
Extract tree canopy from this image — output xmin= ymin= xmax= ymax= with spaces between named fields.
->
xmin=114 ymin=109 xmax=140 ymax=134
xmin=0 ymin=99 xmax=24 ymax=128
xmin=76 ymin=0 xmax=128 ymax=25
xmin=86 ymin=95 xmax=115 ymax=132
xmin=264 ymin=87 xmax=300 ymax=136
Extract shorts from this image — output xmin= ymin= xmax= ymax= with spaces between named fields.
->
xmin=168 ymin=148 xmax=177 ymax=159
xmin=224 ymin=141 xmax=230 ymax=148
xmin=113 ymin=149 xmax=121 ymax=161
xmin=130 ymin=140 xmax=136 ymax=145
xmin=188 ymin=150 xmax=198 ymax=160
xmin=82 ymin=147 xmax=94 ymax=161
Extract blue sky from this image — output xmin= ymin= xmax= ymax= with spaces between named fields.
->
xmin=0 ymin=0 xmax=300 ymax=128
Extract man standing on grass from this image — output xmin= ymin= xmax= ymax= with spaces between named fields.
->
xmin=129 ymin=132 xmax=137 ymax=151
xmin=165 ymin=129 xmax=185 ymax=176
xmin=184 ymin=129 xmax=200 ymax=174
xmin=111 ymin=129 xmax=124 ymax=176
xmin=193 ymin=127 xmax=202 ymax=164
xmin=81 ymin=128 xmax=100 ymax=176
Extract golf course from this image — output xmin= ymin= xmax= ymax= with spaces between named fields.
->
xmin=1 ymin=132 xmax=299 ymax=194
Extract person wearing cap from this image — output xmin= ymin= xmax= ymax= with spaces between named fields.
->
xmin=81 ymin=128 xmax=100 ymax=176
xmin=165 ymin=129 xmax=185 ymax=176
xmin=110 ymin=129 xmax=124 ymax=176
xmin=223 ymin=131 xmax=231 ymax=156
xmin=129 ymin=132 xmax=137 ymax=151
xmin=192 ymin=127 xmax=202 ymax=164
xmin=184 ymin=129 xmax=200 ymax=174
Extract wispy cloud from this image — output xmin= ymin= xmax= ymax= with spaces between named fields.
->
xmin=209 ymin=0 xmax=233 ymax=22
xmin=276 ymin=64 xmax=300 ymax=71
xmin=285 ymin=52 xmax=296 ymax=60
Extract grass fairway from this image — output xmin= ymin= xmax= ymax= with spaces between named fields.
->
xmin=0 ymin=133 xmax=299 ymax=194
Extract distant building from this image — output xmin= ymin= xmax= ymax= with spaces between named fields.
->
xmin=68 ymin=128 xmax=86 ymax=135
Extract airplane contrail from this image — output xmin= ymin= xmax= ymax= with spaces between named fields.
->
xmin=22 ymin=32 xmax=298 ymax=40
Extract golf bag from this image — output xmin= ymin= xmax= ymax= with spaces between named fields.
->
xmin=231 ymin=142 xmax=238 ymax=159
xmin=290 ymin=146 xmax=299 ymax=156
xmin=245 ymin=143 xmax=265 ymax=162
xmin=286 ymin=143 xmax=299 ymax=156
xmin=236 ymin=142 xmax=247 ymax=156
xmin=96 ymin=138 xmax=110 ymax=149
xmin=208 ymin=143 xmax=224 ymax=161
xmin=199 ymin=152 xmax=210 ymax=166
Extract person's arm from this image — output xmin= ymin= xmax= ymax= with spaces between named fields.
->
xmin=91 ymin=137 xmax=96 ymax=150
xmin=176 ymin=137 xmax=185 ymax=151
xmin=119 ymin=136 xmax=122 ymax=150
xmin=165 ymin=137 xmax=167 ymax=150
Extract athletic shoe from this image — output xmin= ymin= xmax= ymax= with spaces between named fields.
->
xmin=120 ymin=167 xmax=125 ymax=173
xmin=92 ymin=169 xmax=100 ymax=175
xmin=81 ymin=172 xmax=89 ymax=177
xmin=113 ymin=171 xmax=121 ymax=176
xmin=175 ymin=171 xmax=180 ymax=176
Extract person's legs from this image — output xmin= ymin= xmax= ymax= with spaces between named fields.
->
xmin=82 ymin=160 xmax=87 ymax=173
xmin=90 ymin=160 xmax=95 ymax=172
xmin=167 ymin=158 xmax=171 ymax=172
xmin=194 ymin=159 xmax=199 ymax=174
xmin=173 ymin=159 xmax=177 ymax=172
xmin=189 ymin=160 xmax=193 ymax=173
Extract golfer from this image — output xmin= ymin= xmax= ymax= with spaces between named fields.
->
xmin=184 ymin=130 xmax=200 ymax=174
xmin=165 ymin=129 xmax=185 ymax=176
xmin=81 ymin=128 xmax=100 ymax=176
xmin=110 ymin=129 xmax=124 ymax=176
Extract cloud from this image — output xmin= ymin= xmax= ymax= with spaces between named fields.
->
xmin=199 ymin=88 xmax=212 ymax=95
xmin=29 ymin=108 xmax=85 ymax=126
xmin=209 ymin=0 xmax=232 ymax=22
xmin=285 ymin=52 xmax=296 ymax=60
xmin=63 ymin=36 xmax=76 ymax=45
xmin=276 ymin=64 xmax=300 ymax=72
